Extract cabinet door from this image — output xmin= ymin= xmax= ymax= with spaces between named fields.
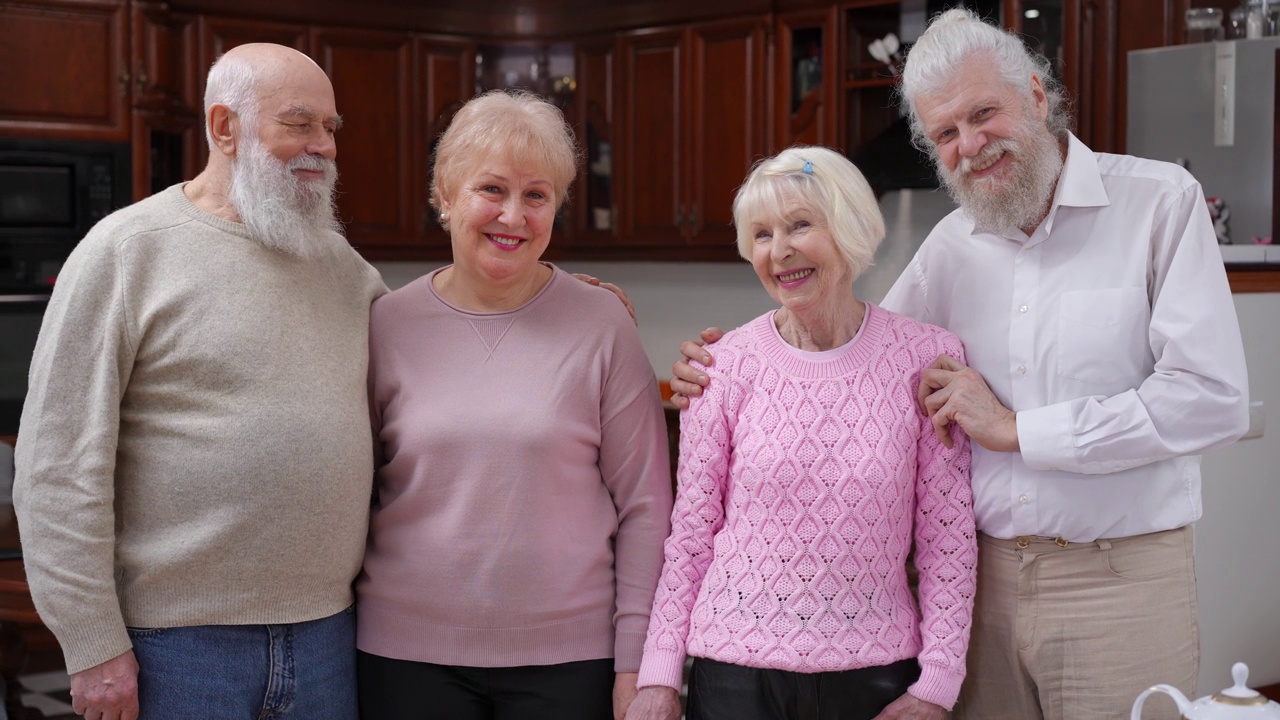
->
xmin=198 ymin=15 xmax=309 ymax=72
xmin=616 ymin=28 xmax=686 ymax=246
xmin=687 ymin=18 xmax=768 ymax=251
xmin=0 ymin=0 xmax=129 ymax=140
xmin=130 ymin=2 xmax=200 ymax=201
xmin=413 ymin=35 xmax=475 ymax=255
xmin=313 ymin=28 xmax=415 ymax=249
xmin=565 ymin=39 xmax=617 ymax=252
xmin=774 ymin=8 xmax=838 ymax=152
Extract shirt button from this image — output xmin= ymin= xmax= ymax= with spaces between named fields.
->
xmin=1019 ymin=304 xmax=1029 ymax=313
xmin=1017 ymin=365 xmax=1027 ymax=374
xmin=1019 ymin=494 xmax=1030 ymax=504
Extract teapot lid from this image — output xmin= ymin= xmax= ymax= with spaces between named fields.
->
xmin=1211 ymin=663 xmax=1270 ymax=706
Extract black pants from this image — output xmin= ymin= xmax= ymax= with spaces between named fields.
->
xmin=686 ymin=657 xmax=921 ymax=720
xmin=356 ymin=651 xmax=613 ymax=720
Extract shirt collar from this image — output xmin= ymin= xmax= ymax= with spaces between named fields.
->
xmin=962 ymin=131 xmax=1111 ymax=238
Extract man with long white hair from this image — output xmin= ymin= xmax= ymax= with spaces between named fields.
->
xmin=670 ymin=8 xmax=1249 ymax=720
xmin=13 ymin=44 xmax=385 ymax=720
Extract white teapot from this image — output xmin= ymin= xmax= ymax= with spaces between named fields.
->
xmin=1132 ymin=662 xmax=1280 ymax=719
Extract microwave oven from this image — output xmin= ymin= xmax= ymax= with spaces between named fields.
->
xmin=0 ymin=138 xmax=131 ymax=294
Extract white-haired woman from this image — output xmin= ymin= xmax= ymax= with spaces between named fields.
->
xmin=626 ymin=146 xmax=977 ymax=720
xmin=355 ymin=90 xmax=672 ymax=720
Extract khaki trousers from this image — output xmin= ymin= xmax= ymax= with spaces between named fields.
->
xmin=952 ymin=527 xmax=1198 ymax=720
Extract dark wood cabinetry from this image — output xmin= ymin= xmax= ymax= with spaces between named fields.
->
xmin=313 ymin=28 xmax=415 ymax=251
xmin=130 ymin=1 xmax=199 ymax=200
xmin=615 ymin=17 xmax=767 ymax=259
xmin=410 ymin=36 xmax=475 ymax=255
xmin=0 ymin=0 xmax=130 ymax=140
xmin=0 ymin=0 xmax=1208 ymax=259
xmin=775 ymin=7 xmax=839 ymax=150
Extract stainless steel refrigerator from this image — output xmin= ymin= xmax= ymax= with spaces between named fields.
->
xmin=1128 ymin=38 xmax=1280 ymax=251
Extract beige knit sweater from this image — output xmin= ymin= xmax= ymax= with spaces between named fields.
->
xmin=13 ymin=184 xmax=387 ymax=673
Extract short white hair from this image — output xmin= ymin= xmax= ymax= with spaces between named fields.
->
xmin=900 ymin=8 xmax=1071 ymax=151
xmin=733 ymin=146 xmax=884 ymax=280
xmin=203 ymin=54 xmax=260 ymax=150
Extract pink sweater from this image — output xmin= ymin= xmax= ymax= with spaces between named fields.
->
xmin=637 ymin=305 xmax=977 ymax=709
xmin=357 ymin=266 xmax=672 ymax=672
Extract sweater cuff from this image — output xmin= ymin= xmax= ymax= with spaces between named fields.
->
xmin=1016 ymin=401 xmax=1076 ymax=472
xmin=55 ymin=617 xmax=133 ymax=676
xmin=636 ymin=647 xmax=687 ymax=691
xmin=908 ymin=662 xmax=966 ymax=711
xmin=614 ymin=629 xmax=647 ymax=673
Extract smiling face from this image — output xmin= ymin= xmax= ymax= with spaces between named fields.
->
xmin=439 ymin=153 xmax=557 ymax=285
xmin=915 ymin=55 xmax=1064 ymax=232
xmin=749 ymin=198 xmax=852 ymax=315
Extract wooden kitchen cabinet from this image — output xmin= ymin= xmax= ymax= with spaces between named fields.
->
xmin=313 ymin=27 xmax=416 ymax=252
xmin=775 ymin=7 xmax=839 ymax=151
xmin=130 ymin=1 xmax=200 ymax=200
xmin=411 ymin=35 xmax=476 ymax=255
xmin=0 ymin=0 xmax=131 ymax=141
xmin=560 ymin=38 xmax=617 ymax=255
xmin=614 ymin=17 xmax=767 ymax=259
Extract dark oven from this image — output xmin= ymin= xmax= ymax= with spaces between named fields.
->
xmin=0 ymin=138 xmax=130 ymax=436
xmin=0 ymin=295 xmax=47 ymax=435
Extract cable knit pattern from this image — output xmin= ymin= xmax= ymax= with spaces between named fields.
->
xmin=637 ymin=304 xmax=977 ymax=710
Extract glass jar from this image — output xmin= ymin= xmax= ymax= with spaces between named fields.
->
xmin=1186 ymin=7 xmax=1226 ymax=42
xmin=1245 ymin=0 xmax=1277 ymax=38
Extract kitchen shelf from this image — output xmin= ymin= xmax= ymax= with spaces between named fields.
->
xmin=844 ymin=76 xmax=898 ymax=89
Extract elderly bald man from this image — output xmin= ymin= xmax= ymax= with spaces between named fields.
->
xmin=13 ymin=44 xmax=383 ymax=720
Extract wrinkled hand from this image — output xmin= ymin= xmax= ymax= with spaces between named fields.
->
xmin=70 ymin=650 xmax=140 ymax=720
xmin=573 ymin=274 xmax=637 ymax=325
xmin=614 ymin=672 xmax=640 ymax=720
xmin=871 ymin=692 xmax=947 ymax=720
xmin=918 ymin=354 xmax=1019 ymax=452
xmin=668 ymin=327 xmax=725 ymax=409
xmin=623 ymin=686 xmax=682 ymax=720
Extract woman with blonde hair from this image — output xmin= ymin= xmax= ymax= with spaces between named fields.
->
xmin=627 ymin=146 xmax=977 ymax=720
xmin=356 ymin=90 xmax=672 ymax=720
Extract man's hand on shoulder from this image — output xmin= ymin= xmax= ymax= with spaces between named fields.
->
xmin=669 ymin=327 xmax=725 ymax=410
xmin=918 ymin=353 xmax=1019 ymax=452
xmin=572 ymin=273 xmax=637 ymax=325
xmin=71 ymin=650 xmax=140 ymax=720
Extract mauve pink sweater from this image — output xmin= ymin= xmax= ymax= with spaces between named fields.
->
xmin=357 ymin=266 xmax=672 ymax=672
xmin=637 ymin=305 xmax=977 ymax=709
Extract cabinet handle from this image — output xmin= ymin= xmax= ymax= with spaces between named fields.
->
xmin=136 ymin=65 xmax=149 ymax=91
xmin=118 ymin=71 xmax=130 ymax=94
xmin=688 ymin=205 xmax=699 ymax=231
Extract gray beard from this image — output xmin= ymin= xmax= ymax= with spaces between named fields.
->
xmin=229 ymin=136 xmax=345 ymax=259
xmin=939 ymin=123 xmax=1064 ymax=234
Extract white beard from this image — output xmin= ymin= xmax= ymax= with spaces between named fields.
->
xmin=938 ymin=115 xmax=1064 ymax=234
xmin=229 ymin=135 xmax=345 ymax=259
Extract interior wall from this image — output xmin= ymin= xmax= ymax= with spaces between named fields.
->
xmin=1196 ymin=292 xmax=1280 ymax=693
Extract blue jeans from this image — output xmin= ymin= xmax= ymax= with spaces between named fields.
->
xmin=127 ymin=606 xmax=356 ymax=720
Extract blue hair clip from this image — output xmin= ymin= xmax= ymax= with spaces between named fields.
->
xmin=802 ymin=160 xmax=814 ymax=174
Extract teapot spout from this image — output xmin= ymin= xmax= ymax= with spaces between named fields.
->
xmin=1132 ymin=684 xmax=1192 ymax=720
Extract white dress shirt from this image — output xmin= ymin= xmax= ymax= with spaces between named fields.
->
xmin=882 ymin=132 xmax=1249 ymax=541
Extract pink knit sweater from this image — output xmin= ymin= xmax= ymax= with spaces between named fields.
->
xmin=637 ymin=304 xmax=977 ymax=709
